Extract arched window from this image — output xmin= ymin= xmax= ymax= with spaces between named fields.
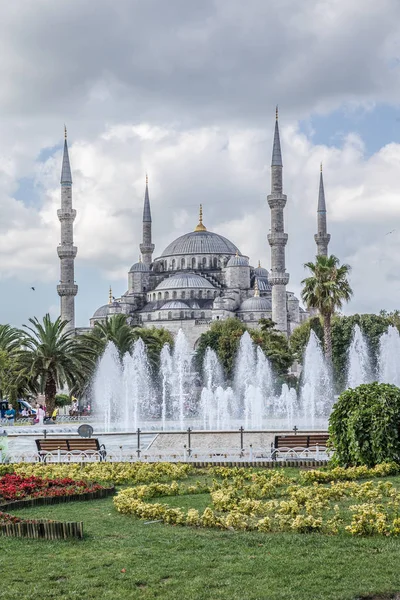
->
xmin=181 ymin=291 xmax=186 ymax=299
xmin=180 ymin=311 xmax=184 ymax=319
xmin=200 ymin=311 xmax=205 ymax=319
xmin=192 ymin=257 xmax=196 ymax=269
xmin=190 ymin=290 xmax=194 ymax=299
xmin=157 ymin=292 xmax=162 ymax=300
xmin=158 ymin=312 xmax=161 ymax=320
xmin=261 ymin=313 xmax=265 ymax=319
xmin=202 ymin=257 xmax=207 ymax=268
xmin=173 ymin=291 xmax=177 ymax=299
xmin=171 ymin=259 xmax=176 ymax=270
xmin=250 ymin=313 xmax=254 ymax=321
xmin=214 ymin=290 xmax=218 ymax=297
xmin=165 ymin=292 xmax=169 ymax=300
xmin=191 ymin=311 xmax=195 ymax=319
xmin=181 ymin=258 xmax=185 ymax=269
xmin=213 ymin=257 xmax=217 ymax=268
xmin=198 ymin=290 xmax=202 ymax=299
xmin=206 ymin=290 xmax=211 ymax=299
xmin=159 ymin=263 xmax=164 ymax=272
xmin=147 ymin=314 xmax=151 ymax=321
xmin=143 ymin=286 xmax=146 ymax=292
xmin=168 ymin=312 xmax=172 ymax=320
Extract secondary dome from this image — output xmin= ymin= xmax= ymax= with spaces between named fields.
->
xmin=254 ymin=265 xmax=269 ymax=277
xmin=161 ymin=301 xmax=189 ymax=310
xmin=155 ymin=273 xmax=214 ymax=290
xmin=240 ymin=296 xmax=272 ymax=312
xmin=227 ymin=254 xmax=249 ymax=267
xmin=92 ymin=304 xmax=110 ymax=318
xmin=129 ymin=260 xmax=148 ymax=272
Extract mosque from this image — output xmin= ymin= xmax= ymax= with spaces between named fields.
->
xmin=57 ymin=111 xmax=330 ymax=348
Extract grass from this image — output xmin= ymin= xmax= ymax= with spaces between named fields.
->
xmin=1 ymin=472 xmax=400 ymax=599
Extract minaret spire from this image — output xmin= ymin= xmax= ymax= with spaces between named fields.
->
xmin=314 ymin=164 xmax=331 ymax=256
xmin=57 ymin=126 xmax=78 ymax=332
xmin=139 ymin=174 xmax=155 ymax=268
xmin=267 ymin=108 xmax=289 ymax=334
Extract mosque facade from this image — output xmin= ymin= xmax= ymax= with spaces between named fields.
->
xmin=58 ymin=112 xmax=330 ymax=348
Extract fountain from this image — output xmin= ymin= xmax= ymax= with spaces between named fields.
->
xmin=92 ymin=342 xmax=122 ymax=433
xmin=346 ymin=324 xmax=372 ymax=389
xmin=299 ymin=330 xmax=333 ymax=429
xmin=379 ymin=325 xmax=400 ymax=387
xmin=92 ymin=327 xmax=339 ymax=432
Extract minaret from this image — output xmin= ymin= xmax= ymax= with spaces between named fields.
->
xmin=57 ymin=126 xmax=78 ymax=332
xmin=314 ymin=164 xmax=331 ymax=256
xmin=139 ymin=174 xmax=155 ymax=269
xmin=267 ymin=107 xmax=289 ymax=334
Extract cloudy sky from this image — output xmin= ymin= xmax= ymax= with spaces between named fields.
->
xmin=1 ymin=0 xmax=400 ymax=327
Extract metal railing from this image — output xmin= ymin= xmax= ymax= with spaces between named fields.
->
xmin=0 ymin=445 xmax=331 ymax=464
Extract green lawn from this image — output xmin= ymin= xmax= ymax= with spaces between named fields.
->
xmin=1 ymin=473 xmax=400 ymax=600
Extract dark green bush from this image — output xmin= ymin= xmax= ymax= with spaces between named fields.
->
xmin=329 ymin=382 xmax=400 ymax=467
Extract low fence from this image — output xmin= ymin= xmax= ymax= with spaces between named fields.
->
xmin=0 ymin=416 xmax=94 ymax=426
xmin=0 ymin=445 xmax=331 ymax=465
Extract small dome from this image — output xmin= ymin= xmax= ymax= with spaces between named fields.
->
xmin=161 ymin=301 xmax=189 ymax=310
xmin=155 ymin=273 xmax=214 ymax=290
xmin=92 ymin=304 xmax=110 ymax=318
xmin=240 ymin=296 xmax=272 ymax=312
xmin=129 ymin=261 xmax=149 ymax=273
xmin=254 ymin=265 xmax=269 ymax=277
xmin=227 ymin=255 xmax=249 ymax=267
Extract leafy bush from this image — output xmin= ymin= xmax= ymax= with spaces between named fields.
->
xmin=329 ymin=382 xmax=400 ymax=467
xmin=55 ymin=393 xmax=71 ymax=407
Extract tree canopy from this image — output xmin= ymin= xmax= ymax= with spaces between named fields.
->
xmin=301 ymin=254 xmax=352 ymax=362
xmin=290 ymin=312 xmax=397 ymax=392
xmin=195 ymin=317 xmax=293 ymax=381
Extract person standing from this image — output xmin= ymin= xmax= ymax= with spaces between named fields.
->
xmin=5 ymin=404 xmax=16 ymax=426
xmin=37 ymin=404 xmax=45 ymax=426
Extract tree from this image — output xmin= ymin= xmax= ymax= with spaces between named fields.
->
xmin=329 ymin=382 xmax=400 ymax=467
xmin=301 ymin=255 xmax=352 ymax=362
xmin=81 ymin=315 xmax=174 ymax=371
xmin=290 ymin=313 xmax=395 ymax=392
xmin=195 ymin=317 xmax=293 ymax=381
xmin=18 ymin=314 xmax=96 ymax=414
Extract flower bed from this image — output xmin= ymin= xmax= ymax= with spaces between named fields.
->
xmin=0 ymin=474 xmax=105 ymax=502
xmin=114 ymin=464 xmax=400 ymax=536
xmin=0 ymin=462 xmax=193 ymax=485
xmin=0 ymin=473 xmax=114 ymax=540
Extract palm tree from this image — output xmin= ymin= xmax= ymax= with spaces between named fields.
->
xmin=18 ymin=314 xmax=97 ymax=414
xmin=82 ymin=315 xmax=174 ymax=371
xmin=82 ymin=314 xmax=137 ymax=359
xmin=0 ymin=324 xmax=31 ymax=402
xmin=301 ymin=255 xmax=353 ymax=362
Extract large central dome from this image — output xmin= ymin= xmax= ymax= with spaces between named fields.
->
xmin=161 ymin=230 xmax=240 ymax=258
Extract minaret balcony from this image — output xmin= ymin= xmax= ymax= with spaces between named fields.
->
xmin=57 ymin=284 xmax=78 ymax=296
xmin=57 ymin=209 xmax=76 ymax=222
xmin=57 ymin=245 xmax=77 ymax=259
xmin=314 ymin=233 xmax=331 ymax=244
xmin=268 ymin=272 xmax=290 ymax=286
xmin=267 ymin=232 xmax=288 ymax=246
xmin=267 ymin=193 xmax=287 ymax=209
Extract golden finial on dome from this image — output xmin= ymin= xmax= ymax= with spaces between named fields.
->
xmin=254 ymin=278 xmax=260 ymax=297
xmin=139 ymin=254 xmax=142 ymax=263
xmin=64 ymin=124 xmax=67 ymax=140
xmin=258 ymin=260 xmax=261 ymax=268
xmin=194 ymin=204 xmax=207 ymax=232
xmin=108 ymin=285 xmax=113 ymax=304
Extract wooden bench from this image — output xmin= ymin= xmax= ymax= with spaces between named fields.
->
xmin=35 ymin=438 xmax=106 ymax=461
xmin=274 ymin=434 xmax=329 ymax=449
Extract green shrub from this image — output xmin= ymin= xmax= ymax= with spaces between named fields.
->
xmin=329 ymin=382 xmax=400 ymax=467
